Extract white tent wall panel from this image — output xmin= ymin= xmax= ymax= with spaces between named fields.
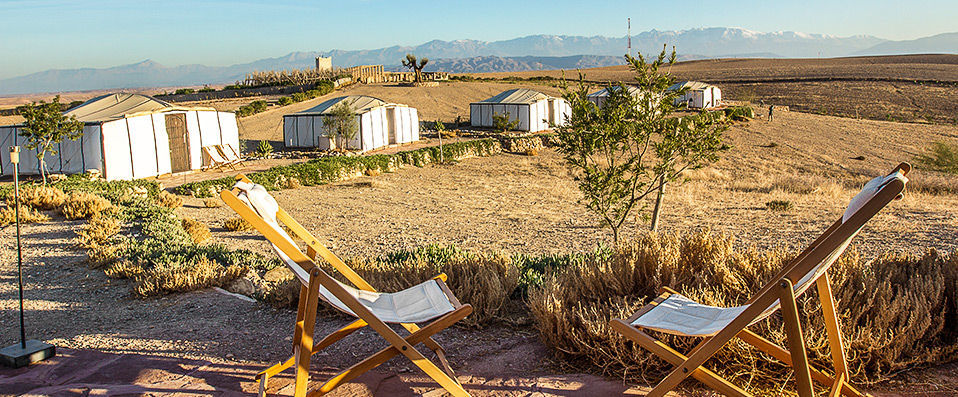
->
xmin=58 ymin=135 xmax=85 ymax=174
xmin=101 ymin=119 xmax=133 ymax=181
xmin=516 ymin=104 xmax=529 ymax=131
xmin=126 ymin=115 xmax=159 ymax=179
xmin=217 ymin=112 xmax=240 ymax=151
xmin=356 ymin=114 xmax=372 ymax=150
xmin=185 ymin=111 xmax=203 ymax=170
xmin=151 ymin=114 xmax=172 ymax=175
xmin=409 ymin=108 xmax=420 ymax=141
xmin=196 ymin=111 xmax=222 ymax=148
xmin=482 ymin=104 xmax=493 ymax=127
xmin=283 ymin=117 xmax=297 ymax=147
xmin=470 ymin=104 xmax=480 ymax=127
xmin=0 ymin=126 xmax=18 ymax=174
xmin=296 ymin=116 xmax=313 ymax=147
xmin=372 ymin=108 xmax=387 ymax=149
xmin=81 ymin=126 xmax=102 ymax=175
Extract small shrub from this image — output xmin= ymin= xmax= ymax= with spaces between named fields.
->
xmin=224 ymin=217 xmax=254 ymax=231
xmin=915 ymin=141 xmax=958 ymax=174
xmin=763 ymin=142 xmax=779 ymax=148
xmin=131 ymin=258 xmax=246 ymax=296
xmin=11 ymin=185 xmax=67 ymax=210
xmin=256 ymin=140 xmax=273 ymax=158
xmin=279 ymin=176 xmax=302 ymax=189
xmin=291 ymin=92 xmax=308 ymax=103
xmin=76 ymin=215 xmax=121 ymax=249
xmin=0 ymin=206 xmax=50 ymax=226
xmin=766 ymin=200 xmax=793 ymax=211
xmin=203 ymin=198 xmax=222 ymax=208
xmin=157 ymin=191 xmax=184 ymax=209
xmin=198 ymin=86 xmax=215 ymax=93
xmin=523 ymin=148 xmax=539 ymax=156
xmin=174 ymin=88 xmax=195 ymax=95
xmin=277 ymin=96 xmax=293 ymax=106
xmin=182 ymin=217 xmax=212 ymax=244
xmin=61 ymin=191 xmax=112 ymax=219
xmin=724 ymin=106 xmax=754 ymax=121
xmin=492 ymin=111 xmax=520 ymax=132
xmin=305 ymin=89 xmax=321 ymax=98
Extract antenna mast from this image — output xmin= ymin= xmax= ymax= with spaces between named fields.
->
xmin=627 ymin=18 xmax=631 ymax=56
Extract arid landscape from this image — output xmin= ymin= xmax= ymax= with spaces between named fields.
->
xmin=1 ymin=53 xmax=958 ymax=396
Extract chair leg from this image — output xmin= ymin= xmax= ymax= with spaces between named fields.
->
xmin=609 ymin=320 xmax=751 ymax=397
xmin=312 ymin=306 xmax=472 ymax=397
xmin=294 ymin=276 xmax=322 ymax=397
xmin=780 ymin=279 xmax=815 ymax=397
xmin=817 ymin=274 xmax=850 ymax=380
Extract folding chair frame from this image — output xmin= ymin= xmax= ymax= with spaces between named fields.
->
xmin=202 ymin=145 xmax=237 ymax=171
xmin=221 ymin=175 xmax=473 ymax=397
xmin=611 ymin=163 xmax=910 ymax=397
xmin=217 ymin=144 xmax=246 ymax=169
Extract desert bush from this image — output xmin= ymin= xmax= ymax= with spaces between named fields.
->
xmin=723 ymin=105 xmax=754 ymax=121
xmin=492 ymin=111 xmax=520 ymax=133
xmin=157 ymin=191 xmax=184 ymax=209
xmin=236 ymin=100 xmax=269 ymax=118
xmin=76 ymin=214 xmax=121 ymax=249
xmin=181 ymin=217 xmax=212 ymax=244
xmin=523 ymin=148 xmax=539 ymax=156
xmin=528 ymin=231 xmax=958 ymax=391
xmin=10 ymin=185 xmax=67 ymax=210
xmin=198 ymin=86 xmax=215 ymax=93
xmin=256 ymin=140 xmax=273 ymax=158
xmin=128 ymin=258 xmax=246 ymax=296
xmin=915 ymin=141 xmax=958 ymax=174
xmin=766 ymin=199 xmax=793 ymax=211
xmin=291 ymin=92 xmax=308 ymax=103
xmin=224 ymin=217 xmax=254 ymax=231
xmin=0 ymin=205 xmax=51 ymax=226
xmin=174 ymin=88 xmax=195 ymax=95
xmin=61 ymin=191 xmax=112 ymax=219
xmin=174 ymin=139 xmax=503 ymax=197
xmin=277 ymin=96 xmax=293 ymax=106
xmin=203 ymin=198 xmax=222 ymax=208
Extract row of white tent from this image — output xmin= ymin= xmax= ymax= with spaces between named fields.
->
xmin=0 ymin=93 xmax=240 ymax=181
xmin=283 ymin=95 xmax=420 ymax=151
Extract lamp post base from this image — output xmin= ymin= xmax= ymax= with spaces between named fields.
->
xmin=0 ymin=340 xmax=56 ymax=368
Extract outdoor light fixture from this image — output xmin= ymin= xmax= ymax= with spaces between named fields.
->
xmin=0 ymin=146 xmax=56 ymax=368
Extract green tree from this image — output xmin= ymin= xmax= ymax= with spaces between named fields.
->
xmin=492 ymin=111 xmax=520 ymax=133
xmin=18 ymin=95 xmax=84 ymax=184
xmin=322 ymin=102 xmax=358 ymax=151
xmin=401 ymin=54 xmax=429 ymax=83
xmin=435 ymin=119 xmax=446 ymax=163
xmin=554 ymin=46 xmax=729 ymax=244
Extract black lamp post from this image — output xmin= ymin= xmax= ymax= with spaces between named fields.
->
xmin=0 ymin=146 xmax=56 ymax=368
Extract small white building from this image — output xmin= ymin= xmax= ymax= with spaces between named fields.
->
xmin=470 ymin=89 xmax=570 ymax=132
xmin=283 ymin=95 xmax=419 ymax=151
xmin=0 ymin=93 xmax=240 ymax=180
xmin=587 ymin=85 xmax=646 ymax=109
xmin=667 ymin=81 xmax=722 ymax=109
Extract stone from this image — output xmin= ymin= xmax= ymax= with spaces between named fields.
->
xmin=224 ymin=277 xmax=256 ymax=297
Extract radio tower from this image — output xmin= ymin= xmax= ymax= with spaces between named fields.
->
xmin=627 ymin=18 xmax=631 ymax=56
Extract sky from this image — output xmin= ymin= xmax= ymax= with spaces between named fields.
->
xmin=0 ymin=0 xmax=955 ymax=79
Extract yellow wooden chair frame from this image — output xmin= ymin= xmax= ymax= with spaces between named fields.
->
xmin=221 ymin=175 xmax=473 ymax=397
xmin=611 ymin=163 xmax=911 ymax=397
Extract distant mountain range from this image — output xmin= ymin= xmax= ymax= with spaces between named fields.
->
xmin=1 ymin=27 xmax=956 ymax=95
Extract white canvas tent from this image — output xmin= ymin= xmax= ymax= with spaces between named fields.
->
xmin=667 ymin=81 xmax=722 ymax=109
xmin=587 ymin=85 xmax=646 ymax=108
xmin=283 ymin=95 xmax=419 ymax=151
xmin=0 ymin=93 xmax=240 ymax=181
xmin=470 ymin=89 xmax=570 ymax=132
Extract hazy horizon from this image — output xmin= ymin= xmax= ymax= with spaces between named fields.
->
xmin=1 ymin=0 xmax=957 ymax=79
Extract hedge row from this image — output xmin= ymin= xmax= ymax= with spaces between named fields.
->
xmin=174 ymin=138 xmax=504 ymax=197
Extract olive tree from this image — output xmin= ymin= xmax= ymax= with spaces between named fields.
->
xmin=554 ymin=46 xmax=729 ymax=244
xmin=18 ymin=95 xmax=84 ymax=184
xmin=322 ymin=102 xmax=358 ymax=151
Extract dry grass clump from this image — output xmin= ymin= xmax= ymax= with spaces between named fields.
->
xmin=157 ymin=191 xmax=184 ymax=209
xmin=766 ymin=199 xmax=793 ymax=212
xmin=181 ymin=217 xmax=212 ymax=244
xmin=223 ymin=217 xmax=254 ymax=231
xmin=203 ymin=198 xmax=222 ymax=208
xmin=0 ymin=205 xmax=51 ymax=226
xmin=106 ymin=257 xmax=246 ymax=297
xmin=528 ymin=231 xmax=958 ymax=391
xmin=76 ymin=215 xmax=121 ymax=249
xmin=11 ymin=185 xmax=67 ymax=210
xmin=61 ymin=191 xmax=112 ymax=219
xmin=523 ymin=148 xmax=539 ymax=156
xmin=277 ymin=175 xmax=302 ymax=189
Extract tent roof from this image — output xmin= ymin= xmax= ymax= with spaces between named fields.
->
xmin=291 ymin=95 xmax=392 ymax=116
xmin=64 ymin=93 xmax=212 ymax=123
xmin=475 ymin=89 xmax=551 ymax=105
xmin=588 ymin=85 xmax=644 ymax=97
xmin=667 ymin=81 xmax=716 ymax=92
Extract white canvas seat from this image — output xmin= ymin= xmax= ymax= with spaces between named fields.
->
xmin=203 ymin=145 xmax=235 ymax=170
xmin=234 ymin=181 xmax=456 ymax=323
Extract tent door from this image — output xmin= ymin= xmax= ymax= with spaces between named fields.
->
xmin=547 ymin=99 xmax=556 ymax=125
xmin=166 ymin=113 xmax=190 ymax=173
xmin=386 ymin=108 xmax=397 ymax=144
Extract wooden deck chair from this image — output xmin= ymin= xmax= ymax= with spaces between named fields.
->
xmin=218 ymin=144 xmax=247 ymax=168
xmin=202 ymin=145 xmax=236 ymax=171
xmin=611 ymin=163 xmax=911 ymax=397
xmin=220 ymin=175 xmax=473 ymax=397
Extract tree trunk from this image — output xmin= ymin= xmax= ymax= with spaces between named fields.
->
xmin=39 ymin=156 xmax=47 ymax=185
xmin=650 ymin=178 xmax=666 ymax=232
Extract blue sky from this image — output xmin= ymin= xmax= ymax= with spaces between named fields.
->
xmin=0 ymin=0 xmax=955 ymax=79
